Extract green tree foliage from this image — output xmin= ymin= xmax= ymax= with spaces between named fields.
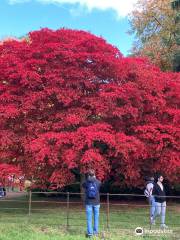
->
xmin=129 ymin=0 xmax=180 ymax=71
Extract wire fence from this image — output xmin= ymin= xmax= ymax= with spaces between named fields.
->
xmin=0 ymin=191 xmax=180 ymax=236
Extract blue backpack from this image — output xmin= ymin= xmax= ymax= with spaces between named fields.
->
xmin=86 ymin=181 xmax=98 ymax=199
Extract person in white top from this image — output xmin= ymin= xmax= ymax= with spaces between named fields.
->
xmin=144 ymin=176 xmax=155 ymax=225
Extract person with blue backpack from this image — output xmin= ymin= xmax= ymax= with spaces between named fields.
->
xmin=82 ymin=169 xmax=101 ymax=238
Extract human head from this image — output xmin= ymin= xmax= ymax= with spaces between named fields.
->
xmin=150 ymin=176 xmax=154 ymax=181
xmin=157 ymin=174 xmax=164 ymax=183
xmin=145 ymin=176 xmax=154 ymax=182
xmin=88 ymin=169 xmax=95 ymax=177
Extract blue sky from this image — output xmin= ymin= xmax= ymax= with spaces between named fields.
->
xmin=0 ymin=0 xmax=138 ymax=56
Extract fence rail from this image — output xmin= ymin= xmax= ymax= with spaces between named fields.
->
xmin=0 ymin=191 xmax=180 ymax=235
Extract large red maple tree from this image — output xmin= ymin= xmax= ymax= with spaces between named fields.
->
xmin=0 ymin=29 xmax=179 ymax=188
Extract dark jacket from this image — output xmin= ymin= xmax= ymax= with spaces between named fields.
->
xmin=153 ymin=183 xmax=166 ymax=203
xmin=82 ymin=176 xmax=101 ymax=205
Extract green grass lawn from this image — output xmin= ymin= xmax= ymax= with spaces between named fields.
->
xmin=0 ymin=193 xmax=179 ymax=240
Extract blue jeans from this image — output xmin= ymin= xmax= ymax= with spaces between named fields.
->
xmin=149 ymin=196 xmax=156 ymax=218
xmin=86 ymin=204 xmax=100 ymax=236
xmin=154 ymin=201 xmax=166 ymax=224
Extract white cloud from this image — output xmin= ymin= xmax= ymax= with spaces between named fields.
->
xmin=8 ymin=0 xmax=30 ymax=4
xmin=8 ymin=0 xmax=138 ymax=18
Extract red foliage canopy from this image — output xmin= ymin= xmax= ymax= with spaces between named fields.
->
xmin=0 ymin=28 xmax=179 ymax=188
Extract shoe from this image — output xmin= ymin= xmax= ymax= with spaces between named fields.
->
xmin=93 ymin=233 xmax=99 ymax=238
xmin=85 ymin=233 xmax=93 ymax=238
xmin=150 ymin=217 xmax=155 ymax=225
xmin=160 ymin=224 xmax=168 ymax=229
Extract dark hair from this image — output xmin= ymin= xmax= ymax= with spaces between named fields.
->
xmin=88 ymin=169 xmax=95 ymax=177
xmin=155 ymin=173 xmax=163 ymax=182
xmin=144 ymin=176 xmax=154 ymax=182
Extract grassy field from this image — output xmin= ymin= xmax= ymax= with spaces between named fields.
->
xmin=0 ymin=193 xmax=179 ymax=240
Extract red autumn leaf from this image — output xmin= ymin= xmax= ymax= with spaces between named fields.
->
xmin=0 ymin=28 xmax=179 ymax=188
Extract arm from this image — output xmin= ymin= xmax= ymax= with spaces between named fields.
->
xmin=82 ymin=182 xmax=86 ymax=189
xmin=149 ymin=187 xmax=153 ymax=195
xmin=97 ymin=180 xmax=101 ymax=191
xmin=149 ymin=183 xmax=154 ymax=195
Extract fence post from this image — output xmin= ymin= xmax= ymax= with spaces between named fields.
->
xmin=66 ymin=192 xmax=70 ymax=231
xmin=106 ymin=193 xmax=110 ymax=230
xmin=28 ymin=190 xmax=32 ymax=216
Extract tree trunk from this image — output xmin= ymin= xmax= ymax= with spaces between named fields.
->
xmin=80 ymin=174 xmax=85 ymax=201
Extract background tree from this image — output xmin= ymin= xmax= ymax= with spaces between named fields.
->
xmin=0 ymin=29 xmax=179 ymax=190
xmin=129 ymin=0 xmax=180 ymax=71
xmin=171 ymin=0 xmax=180 ymax=71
